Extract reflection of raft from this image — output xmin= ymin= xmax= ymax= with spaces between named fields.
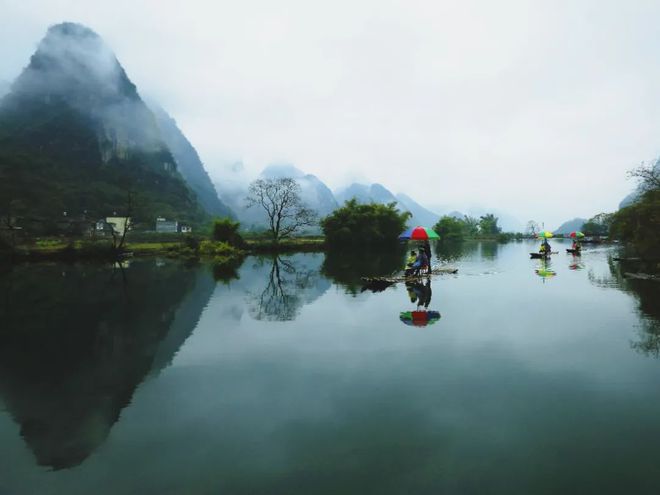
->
xmin=362 ymin=267 xmax=457 ymax=284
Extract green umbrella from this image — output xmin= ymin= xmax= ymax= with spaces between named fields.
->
xmin=537 ymin=231 xmax=554 ymax=239
xmin=569 ymin=231 xmax=585 ymax=238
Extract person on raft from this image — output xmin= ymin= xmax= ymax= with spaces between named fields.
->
xmin=405 ymin=249 xmax=429 ymax=276
xmin=422 ymin=240 xmax=432 ymax=274
xmin=539 ymin=238 xmax=551 ymax=255
xmin=571 ymin=239 xmax=581 ymax=252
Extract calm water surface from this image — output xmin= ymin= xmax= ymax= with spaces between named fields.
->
xmin=1 ymin=240 xmax=659 ymax=494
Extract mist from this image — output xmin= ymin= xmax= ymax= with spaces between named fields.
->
xmin=2 ymin=0 xmax=660 ymax=227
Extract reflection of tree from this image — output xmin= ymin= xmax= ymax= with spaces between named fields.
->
xmin=211 ymin=257 xmax=244 ymax=284
xmin=249 ymin=255 xmax=325 ymax=321
xmin=588 ymin=255 xmax=660 ymax=357
xmin=480 ymin=241 xmax=499 ymax=260
xmin=0 ymin=260 xmax=214 ymax=469
xmin=432 ymin=240 xmax=479 ymax=263
xmin=322 ymin=248 xmax=406 ymax=295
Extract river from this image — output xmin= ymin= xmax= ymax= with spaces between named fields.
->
xmin=1 ymin=240 xmax=659 ymax=494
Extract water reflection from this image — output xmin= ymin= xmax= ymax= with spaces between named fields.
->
xmin=534 ymin=259 xmax=556 ymax=281
xmin=568 ymin=259 xmax=584 ymax=271
xmin=432 ymin=240 xmax=479 ymax=263
xmin=0 ymin=260 xmax=217 ymax=470
xmin=322 ymin=248 xmax=405 ymax=294
xmin=594 ymin=256 xmax=660 ymax=357
xmin=405 ymin=279 xmax=432 ymax=309
xmin=4 ymin=244 xmax=660 ymax=493
xmin=247 ymin=254 xmax=329 ymax=321
xmin=400 ymin=278 xmax=441 ymax=327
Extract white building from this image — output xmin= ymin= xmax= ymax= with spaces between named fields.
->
xmin=156 ymin=218 xmax=179 ymax=233
xmin=105 ymin=217 xmax=132 ymax=236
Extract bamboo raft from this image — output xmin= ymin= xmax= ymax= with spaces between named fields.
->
xmin=361 ymin=267 xmax=458 ymax=284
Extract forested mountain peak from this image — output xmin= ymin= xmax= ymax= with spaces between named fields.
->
xmin=0 ymin=23 xmax=211 ymax=226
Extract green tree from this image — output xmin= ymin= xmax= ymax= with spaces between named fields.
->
xmin=583 ymin=213 xmax=612 ymax=236
xmin=211 ymin=218 xmax=244 ymax=247
xmin=478 ymin=213 xmax=501 ymax=236
xmin=433 ymin=216 xmax=466 ymax=241
xmin=610 ymin=189 xmax=660 ymax=256
xmin=462 ymin=216 xmax=480 ymax=237
xmin=525 ymin=220 xmax=540 ymax=237
xmin=321 ymin=199 xmax=411 ymax=249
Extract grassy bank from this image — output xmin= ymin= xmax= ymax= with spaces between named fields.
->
xmin=1 ymin=238 xmax=246 ymax=263
xmin=0 ymin=234 xmax=326 ymax=263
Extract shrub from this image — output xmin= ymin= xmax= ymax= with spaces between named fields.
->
xmin=182 ymin=235 xmax=201 ymax=251
xmin=321 ymin=199 xmax=410 ymax=249
xmin=199 ymin=240 xmax=241 ymax=257
xmin=433 ymin=216 xmax=466 ymax=241
xmin=212 ymin=218 xmax=244 ymax=247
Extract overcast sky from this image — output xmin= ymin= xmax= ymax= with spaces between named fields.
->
xmin=2 ymin=0 xmax=659 ymax=228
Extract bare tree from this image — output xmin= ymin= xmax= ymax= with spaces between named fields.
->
xmin=525 ymin=220 xmax=540 ymax=237
xmin=246 ymin=178 xmax=316 ymax=242
xmin=0 ymin=199 xmax=21 ymax=252
xmin=109 ymin=189 xmax=134 ymax=253
xmin=628 ymin=160 xmax=660 ymax=191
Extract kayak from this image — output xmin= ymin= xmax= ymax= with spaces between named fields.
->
xmin=530 ymin=252 xmax=550 ymax=259
xmin=566 ymin=248 xmax=581 ymax=255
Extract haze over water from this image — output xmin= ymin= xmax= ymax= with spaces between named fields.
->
xmin=1 ymin=241 xmax=660 ymax=494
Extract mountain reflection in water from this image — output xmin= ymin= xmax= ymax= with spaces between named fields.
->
xmin=1 ymin=243 xmax=660 ymax=495
xmin=0 ymin=260 xmax=217 ymax=469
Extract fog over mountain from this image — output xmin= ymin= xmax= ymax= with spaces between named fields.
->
xmin=2 ymin=4 xmax=657 ymax=227
xmin=261 ymin=164 xmax=338 ymax=217
xmin=216 ymin=164 xmax=523 ymax=231
xmin=0 ymin=80 xmax=9 ymax=98
xmin=11 ymin=23 xmax=164 ymax=158
xmin=149 ymin=102 xmax=234 ymax=218
xmin=215 ymin=163 xmax=337 ymax=230
xmin=335 ymin=183 xmax=440 ymax=227
xmin=0 ymin=22 xmax=226 ymax=224
xmin=394 ymin=193 xmax=440 ymax=227
xmin=554 ymin=218 xmax=587 ymax=235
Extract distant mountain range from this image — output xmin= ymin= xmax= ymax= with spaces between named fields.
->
xmin=553 ymin=218 xmax=586 ymax=235
xmin=149 ymin=102 xmax=233 ymax=218
xmin=3 ymin=23 xmax=530 ymax=234
xmin=261 ymin=164 xmax=338 ymax=217
xmin=214 ymin=166 xmax=526 ymax=233
xmin=334 ymin=183 xmax=440 ymax=227
xmin=215 ymin=163 xmax=338 ymax=230
xmin=0 ymin=22 xmax=232 ymax=227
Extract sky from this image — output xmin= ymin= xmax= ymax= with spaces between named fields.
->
xmin=1 ymin=0 xmax=660 ymax=228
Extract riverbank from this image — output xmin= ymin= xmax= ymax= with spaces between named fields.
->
xmin=0 ymin=235 xmax=326 ymax=263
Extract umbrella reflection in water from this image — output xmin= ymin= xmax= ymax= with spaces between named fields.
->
xmin=400 ymin=278 xmax=441 ymax=327
xmin=400 ymin=310 xmax=441 ymax=327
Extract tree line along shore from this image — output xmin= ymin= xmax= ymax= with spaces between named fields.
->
xmin=2 ymin=163 xmax=658 ymax=267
